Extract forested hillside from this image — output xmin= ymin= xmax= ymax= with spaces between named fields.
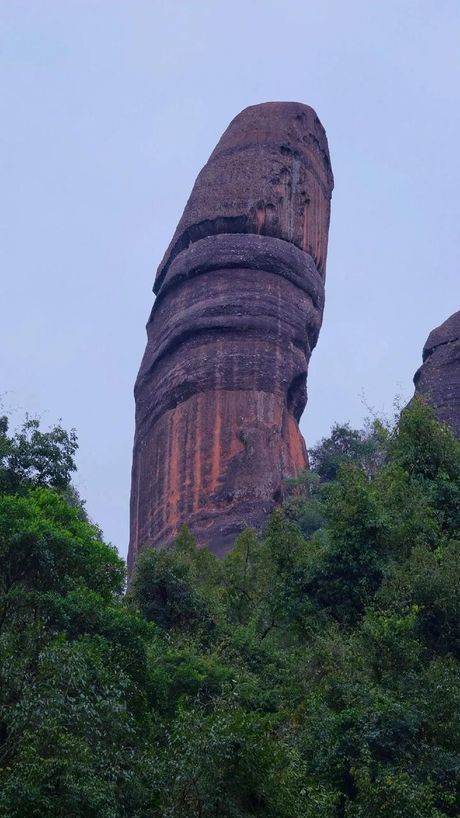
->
xmin=1 ymin=401 xmax=459 ymax=817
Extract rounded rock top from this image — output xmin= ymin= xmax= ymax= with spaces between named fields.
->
xmin=154 ymin=100 xmax=334 ymax=294
xmin=423 ymin=310 xmax=460 ymax=361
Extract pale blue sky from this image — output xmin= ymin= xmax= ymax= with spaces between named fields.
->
xmin=1 ymin=1 xmax=459 ymax=557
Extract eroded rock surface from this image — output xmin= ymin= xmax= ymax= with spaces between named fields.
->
xmin=129 ymin=102 xmax=334 ymax=569
xmin=414 ymin=310 xmax=460 ymax=438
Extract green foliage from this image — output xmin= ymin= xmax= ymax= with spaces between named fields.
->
xmin=283 ymin=470 xmax=325 ymax=537
xmin=223 ymin=529 xmax=263 ymax=625
xmin=0 ymin=417 xmax=159 ymax=817
xmin=0 ymin=415 xmax=78 ymax=494
xmin=2 ymin=401 xmax=460 ymax=816
xmin=0 ymin=488 xmax=123 ymax=599
xmin=130 ymin=526 xmax=220 ymax=633
xmin=302 ymin=464 xmax=385 ymax=624
xmin=309 ymin=417 xmax=390 ymax=481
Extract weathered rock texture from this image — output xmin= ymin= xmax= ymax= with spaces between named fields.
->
xmin=414 ymin=310 xmax=460 ymax=438
xmin=129 ymin=101 xmax=334 ymax=569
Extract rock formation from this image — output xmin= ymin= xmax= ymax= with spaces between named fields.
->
xmin=414 ymin=310 xmax=460 ymax=438
xmin=128 ymin=101 xmax=334 ymax=570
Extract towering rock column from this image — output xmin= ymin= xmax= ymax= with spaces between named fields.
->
xmin=129 ymin=101 xmax=333 ymax=569
xmin=414 ymin=310 xmax=460 ymax=438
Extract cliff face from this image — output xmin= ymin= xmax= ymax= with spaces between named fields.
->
xmin=129 ymin=102 xmax=334 ymax=569
xmin=414 ymin=310 xmax=460 ymax=438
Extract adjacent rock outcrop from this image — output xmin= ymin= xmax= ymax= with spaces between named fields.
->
xmin=129 ymin=102 xmax=334 ymax=570
xmin=414 ymin=310 xmax=460 ymax=438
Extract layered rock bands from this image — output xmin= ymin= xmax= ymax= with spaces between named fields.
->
xmin=414 ymin=310 xmax=460 ymax=438
xmin=129 ymin=101 xmax=334 ymax=569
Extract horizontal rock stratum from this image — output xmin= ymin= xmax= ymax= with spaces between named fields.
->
xmin=414 ymin=310 xmax=460 ymax=438
xmin=128 ymin=102 xmax=334 ymax=570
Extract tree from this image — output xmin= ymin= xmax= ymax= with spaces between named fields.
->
xmin=310 ymin=418 xmax=389 ymax=482
xmin=0 ymin=418 xmax=159 ymax=817
xmin=283 ymin=470 xmax=325 ymax=538
xmin=2 ymin=402 xmax=460 ymax=816
xmin=0 ymin=415 xmax=78 ymax=495
xmin=130 ymin=527 xmax=220 ymax=634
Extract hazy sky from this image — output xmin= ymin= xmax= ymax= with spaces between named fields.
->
xmin=2 ymin=1 xmax=459 ymax=558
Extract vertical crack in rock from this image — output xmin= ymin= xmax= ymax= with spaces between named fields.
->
xmin=413 ymin=310 xmax=460 ymax=439
xmin=128 ymin=101 xmax=334 ymax=570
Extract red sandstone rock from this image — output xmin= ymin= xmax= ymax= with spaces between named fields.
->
xmin=128 ymin=102 xmax=333 ymax=570
xmin=414 ymin=310 xmax=460 ymax=438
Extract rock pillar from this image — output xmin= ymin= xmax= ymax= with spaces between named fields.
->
xmin=129 ymin=101 xmax=333 ymax=568
xmin=414 ymin=310 xmax=460 ymax=438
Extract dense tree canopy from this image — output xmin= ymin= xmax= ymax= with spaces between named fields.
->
xmin=1 ymin=400 xmax=459 ymax=816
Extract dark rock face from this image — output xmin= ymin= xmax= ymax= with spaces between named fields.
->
xmin=129 ymin=102 xmax=334 ymax=570
xmin=414 ymin=310 xmax=460 ymax=438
